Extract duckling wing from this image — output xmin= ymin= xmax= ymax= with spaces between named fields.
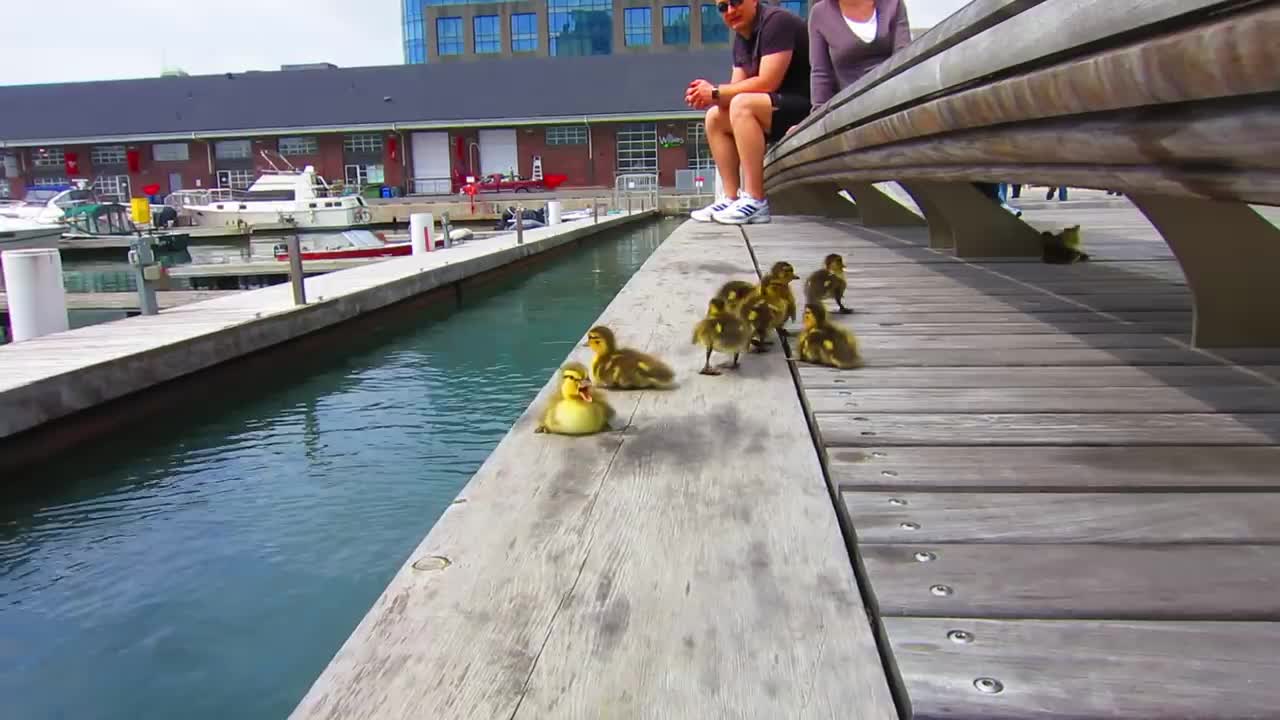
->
xmin=634 ymin=352 xmax=675 ymax=384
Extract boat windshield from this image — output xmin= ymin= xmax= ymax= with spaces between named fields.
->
xmin=23 ymin=188 xmax=63 ymax=204
xmin=53 ymin=190 xmax=96 ymax=209
xmin=244 ymin=189 xmax=297 ymax=201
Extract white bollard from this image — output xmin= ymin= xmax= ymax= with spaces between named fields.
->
xmin=409 ymin=212 xmax=434 ymax=255
xmin=2 ymin=248 xmax=69 ymax=342
xmin=547 ymin=200 xmax=562 ymax=226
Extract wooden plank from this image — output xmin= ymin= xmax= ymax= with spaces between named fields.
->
xmin=861 ymin=544 xmax=1280 ymax=620
xmin=818 ymin=412 xmax=1280 ymax=446
xmin=843 ymin=296 xmax=1191 ymax=313
xmin=850 ymin=333 xmax=1185 ymax=350
xmin=851 ymin=310 xmax=1191 ymax=326
xmin=834 ymin=347 xmax=1280 ymax=367
xmin=831 ymin=446 xmax=1280 ymax=491
xmin=854 ymin=321 xmax=1189 ymax=335
xmin=808 ymin=386 xmax=1280 ymax=413
xmin=0 ymin=290 xmax=239 ymax=312
xmin=844 ymin=491 xmax=1280 ymax=543
xmin=800 ymin=365 xmax=1280 ymax=388
xmin=290 ymin=221 xmax=898 ymax=719
xmin=883 ymin=617 xmax=1280 ymax=720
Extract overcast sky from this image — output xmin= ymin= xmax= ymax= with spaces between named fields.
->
xmin=0 ymin=0 xmax=969 ymax=86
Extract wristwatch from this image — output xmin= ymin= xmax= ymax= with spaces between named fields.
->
xmin=711 ymin=86 xmax=721 ymax=101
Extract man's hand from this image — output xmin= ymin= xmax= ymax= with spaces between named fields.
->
xmin=685 ymin=79 xmax=716 ymax=110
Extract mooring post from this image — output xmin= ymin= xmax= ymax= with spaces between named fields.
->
xmin=128 ymin=235 xmax=159 ymax=316
xmin=286 ymin=235 xmax=307 ymax=305
xmin=515 ymin=206 xmax=524 ymax=245
xmin=440 ymin=211 xmax=452 ymax=248
xmin=593 ymin=201 xmax=599 ymax=224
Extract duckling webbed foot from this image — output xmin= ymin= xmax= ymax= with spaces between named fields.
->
xmin=534 ymin=424 xmax=548 ymax=434
xmin=699 ymin=365 xmax=723 ymax=376
xmin=835 ymin=299 xmax=854 ymax=315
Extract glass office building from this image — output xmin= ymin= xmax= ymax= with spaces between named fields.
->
xmin=401 ymin=0 xmax=808 ymax=63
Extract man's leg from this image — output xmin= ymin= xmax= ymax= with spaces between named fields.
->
xmin=726 ymin=93 xmax=774 ymax=200
xmin=705 ymin=105 xmax=740 ymax=200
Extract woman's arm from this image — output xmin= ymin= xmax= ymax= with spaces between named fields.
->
xmin=809 ymin=7 xmax=837 ymax=110
xmin=891 ymin=0 xmax=912 ymax=52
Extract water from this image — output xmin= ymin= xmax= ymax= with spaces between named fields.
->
xmin=0 ymin=216 xmax=682 ymax=720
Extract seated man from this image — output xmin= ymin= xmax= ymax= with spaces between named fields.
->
xmin=686 ymin=0 xmax=811 ymax=225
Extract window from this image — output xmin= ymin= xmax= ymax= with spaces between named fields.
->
xmin=781 ymin=0 xmax=806 ymax=16
xmin=622 ymin=7 xmax=652 ymax=47
xmin=662 ymin=5 xmax=691 ymax=45
xmin=93 ymin=174 xmax=131 ymax=201
xmin=91 ymin=145 xmax=126 ymax=166
xmin=214 ymin=140 xmax=252 ymax=160
xmin=32 ymin=148 xmax=65 ymax=167
xmin=345 ymin=164 xmax=386 ymax=186
xmin=701 ymin=5 xmax=729 ymax=43
xmin=402 ymin=0 xmax=426 ymax=63
xmin=687 ymin=122 xmax=714 ymax=171
xmin=343 ymin=134 xmax=384 ymax=154
xmin=218 ymin=169 xmax=255 ymax=189
xmin=511 ymin=13 xmax=537 ymax=52
xmin=1 ymin=154 xmax=16 ymax=178
xmin=548 ymin=0 xmax=612 ymax=56
xmin=437 ymin=17 xmax=463 ymax=55
xmin=153 ymin=143 xmax=190 ymax=162
xmin=278 ymin=136 xmax=318 ymax=156
xmin=546 ymin=126 xmax=588 ymax=146
xmin=33 ymin=175 xmax=67 ymax=186
xmin=616 ymin=123 xmax=657 ymax=173
xmin=473 ymin=15 xmax=501 ymax=54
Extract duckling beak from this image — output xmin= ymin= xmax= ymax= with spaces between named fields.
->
xmin=578 ymin=381 xmax=594 ymax=403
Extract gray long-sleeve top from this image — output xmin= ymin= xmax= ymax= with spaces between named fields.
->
xmin=808 ymin=0 xmax=912 ymax=111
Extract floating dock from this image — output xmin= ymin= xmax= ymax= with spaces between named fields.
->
xmin=290 ymin=208 xmax=1280 ymax=719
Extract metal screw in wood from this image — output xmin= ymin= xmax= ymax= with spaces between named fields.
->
xmin=948 ymin=630 xmax=974 ymax=644
xmin=888 ymin=498 xmax=908 ymax=506
xmin=913 ymin=551 xmax=936 ymax=562
xmin=899 ymin=521 xmax=920 ymax=530
xmin=930 ymin=584 xmax=954 ymax=597
xmin=974 ymin=677 xmax=1004 ymax=694
xmin=881 ymin=470 xmax=898 ymax=477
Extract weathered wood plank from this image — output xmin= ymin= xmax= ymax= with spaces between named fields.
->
xmin=861 ymin=544 xmax=1280 ymax=619
xmin=851 ymin=310 xmax=1191 ymax=326
xmin=837 ymin=347 xmax=1280 ymax=367
xmin=883 ymin=617 xmax=1280 ymax=720
xmin=808 ymin=386 xmax=1280 ymax=413
xmin=818 ymin=412 xmax=1280 ymax=446
xmin=844 ymin=491 xmax=1280 ymax=543
xmin=854 ymin=321 xmax=1189 ymax=335
xmin=850 ymin=333 xmax=1185 ymax=350
xmin=800 ymin=365 xmax=1280 ymax=388
xmin=289 ymin=221 xmax=897 ymax=720
xmin=842 ymin=295 xmax=1191 ymax=313
xmin=831 ymin=446 xmax=1280 ymax=490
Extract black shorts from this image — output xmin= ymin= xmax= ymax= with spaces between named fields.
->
xmin=767 ymin=92 xmax=811 ymax=145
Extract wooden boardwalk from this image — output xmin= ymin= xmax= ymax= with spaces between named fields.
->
xmin=0 ymin=290 xmax=238 ymax=312
xmin=744 ymin=207 xmax=1280 ymax=719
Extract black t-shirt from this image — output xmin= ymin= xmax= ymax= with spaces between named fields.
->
xmin=731 ymin=3 xmax=811 ymax=102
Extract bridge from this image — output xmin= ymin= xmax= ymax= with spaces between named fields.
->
xmin=290 ymin=2 xmax=1280 ymax=718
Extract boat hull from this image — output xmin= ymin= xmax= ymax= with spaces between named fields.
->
xmin=187 ymin=205 xmax=370 ymax=231
xmin=273 ymin=242 xmax=414 ymax=262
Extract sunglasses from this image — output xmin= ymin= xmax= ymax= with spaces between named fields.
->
xmin=716 ymin=0 xmax=745 ymax=13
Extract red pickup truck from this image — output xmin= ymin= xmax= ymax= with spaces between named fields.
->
xmin=467 ymin=172 xmax=568 ymax=193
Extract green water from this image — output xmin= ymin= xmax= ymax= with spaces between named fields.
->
xmin=0 ymin=217 xmax=681 ymax=720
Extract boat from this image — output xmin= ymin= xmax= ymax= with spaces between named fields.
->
xmin=179 ymin=156 xmax=373 ymax=233
xmin=271 ymin=227 xmax=473 ymax=262
xmin=60 ymin=202 xmax=191 ymax=251
xmin=0 ymin=216 xmax=64 ymax=251
xmin=0 ymin=181 xmax=100 ymax=224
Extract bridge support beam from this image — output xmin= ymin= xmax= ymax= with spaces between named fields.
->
xmin=844 ymin=182 xmax=927 ymax=227
xmin=899 ymin=180 xmax=1043 ymax=257
xmin=769 ymin=182 xmax=860 ymax=218
xmin=1131 ymin=195 xmax=1280 ymax=348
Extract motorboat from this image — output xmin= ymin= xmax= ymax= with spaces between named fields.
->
xmin=0 ymin=181 xmax=99 ymax=224
xmin=271 ymin=227 xmax=475 ymax=262
xmin=61 ymin=202 xmax=190 ymax=251
xmin=179 ymin=161 xmax=373 ymax=233
xmin=0 ymin=215 xmax=63 ymax=251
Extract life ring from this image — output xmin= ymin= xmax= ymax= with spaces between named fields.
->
xmin=354 ymin=207 xmax=372 ymax=223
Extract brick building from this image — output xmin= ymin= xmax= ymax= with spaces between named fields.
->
xmin=0 ymin=50 xmax=730 ymax=201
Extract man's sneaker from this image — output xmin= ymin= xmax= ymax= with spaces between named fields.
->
xmin=691 ymin=198 xmax=734 ymax=222
xmin=713 ymin=194 xmax=771 ymax=225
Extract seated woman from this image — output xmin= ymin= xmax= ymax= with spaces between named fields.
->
xmin=808 ymin=0 xmax=913 ymax=113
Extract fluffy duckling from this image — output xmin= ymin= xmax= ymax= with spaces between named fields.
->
xmin=535 ymin=361 xmax=616 ymax=435
xmin=1041 ymin=225 xmax=1090 ymax=264
xmin=796 ymin=303 xmax=863 ymax=369
xmin=740 ymin=279 xmax=791 ymax=351
xmin=584 ymin=325 xmax=675 ymax=389
xmin=763 ymin=261 xmax=800 ymax=330
xmin=714 ymin=280 xmax=758 ymax=314
xmin=804 ymin=253 xmax=853 ymax=314
xmin=692 ymin=297 xmax=751 ymax=375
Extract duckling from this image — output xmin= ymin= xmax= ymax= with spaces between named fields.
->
xmin=584 ymin=325 xmax=675 ymax=389
xmin=763 ymin=261 xmax=800 ymax=331
xmin=1041 ymin=225 xmax=1090 ymax=264
xmin=535 ymin=361 xmax=616 ymax=435
xmin=804 ymin=253 xmax=853 ymax=314
xmin=714 ymin=280 xmax=758 ymax=314
xmin=740 ymin=279 xmax=790 ymax=351
xmin=796 ymin=302 xmax=863 ymax=369
xmin=692 ymin=297 xmax=751 ymax=375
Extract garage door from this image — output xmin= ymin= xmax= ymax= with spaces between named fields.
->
xmin=411 ymin=132 xmax=451 ymax=194
xmin=478 ymin=128 xmax=519 ymax=178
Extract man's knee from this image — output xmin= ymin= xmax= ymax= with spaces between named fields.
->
xmin=729 ymin=93 xmax=769 ymax=124
xmin=705 ymin=105 xmax=727 ymax=131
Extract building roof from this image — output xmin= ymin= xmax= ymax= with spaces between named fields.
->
xmin=0 ymin=50 xmax=732 ymax=146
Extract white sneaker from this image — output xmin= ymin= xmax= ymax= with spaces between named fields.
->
xmin=713 ymin=194 xmax=771 ymax=224
xmin=691 ymin=198 xmax=735 ymax=222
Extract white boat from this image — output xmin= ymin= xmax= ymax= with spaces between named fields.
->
xmin=178 ymin=164 xmax=373 ymax=233
xmin=0 ymin=216 xmax=64 ymax=251
xmin=0 ymin=181 xmax=99 ymax=224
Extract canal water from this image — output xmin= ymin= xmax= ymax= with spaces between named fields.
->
xmin=0 ymin=216 xmax=682 ymax=719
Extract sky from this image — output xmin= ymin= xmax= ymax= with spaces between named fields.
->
xmin=0 ymin=0 xmax=969 ymax=86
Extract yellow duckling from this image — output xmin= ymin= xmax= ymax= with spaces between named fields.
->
xmin=796 ymin=302 xmax=863 ymax=369
xmin=692 ymin=297 xmax=751 ymax=375
xmin=714 ymin=280 xmax=758 ymax=314
xmin=763 ymin=261 xmax=800 ymax=331
xmin=584 ymin=325 xmax=675 ymax=389
xmin=535 ymin=361 xmax=616 ymax=435
xmin=804 ymin=253 xmax=853 ymax=314
xmin=740 ymin=279 xmax=790 ymax=352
